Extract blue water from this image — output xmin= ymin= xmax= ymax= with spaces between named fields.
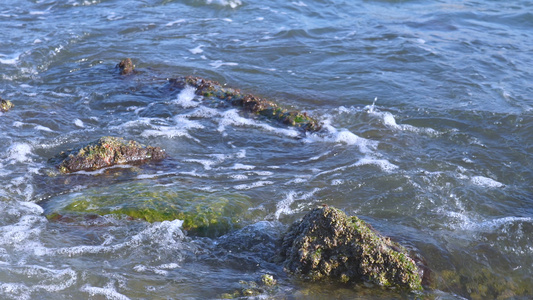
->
xmin=1 ymin=0 xmax=533 ymax=299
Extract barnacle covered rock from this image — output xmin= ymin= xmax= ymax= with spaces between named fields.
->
xmin=54 ymin=136 xmax=166 ymax=173
xmin=281 ymin=206 xmax=423 ymax=291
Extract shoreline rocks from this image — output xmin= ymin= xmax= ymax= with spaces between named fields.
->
xmin=280 ymin=206 xmax=424 ymax=291
xmin=173 ymin=76 xmax=322 ymax=132
xmin=53 ymin=136 xmax=166 ymax=173
xmin=1 ymin=98 xmax=14 ymax=113
xmin=116 ymin=58 xmax=322 ymax=132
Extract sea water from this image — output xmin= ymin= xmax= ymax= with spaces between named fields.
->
xmin=1 ymin=0 xmax=532 ymax=299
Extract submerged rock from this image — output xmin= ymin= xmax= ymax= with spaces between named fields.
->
xmin=220 ymin=274 xmax=278 ymax=299
xmin=281 ymin=206 xmax=423 ymax=291
xmin=436 ymin=267 xmax=532 ymax=300
xmin=54 ymin=136 xmax=166 ymax=173
xmin=1 ymin=98 xmax=14 ymax=113
xmin=43 ymin=182 xmax=255 ymax=237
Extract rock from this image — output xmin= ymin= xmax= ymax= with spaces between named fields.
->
xmin=54 ymin=136 xmax=166 ymax=173
xmin=117 ymin=58 xmax=135 ymax=75
xmin=170 ymin=76 xmax=322 ymax=132
xmin=115 ymin=58 xmax=321 ymax=132
xmin=280 ymin=206 xmax=423 ymax=291
xmin=219 ymin=274 xmax=278 ymax=299
xmin=1 ymin=98 xmax=14 ymax=113
xmin=42 ymin=182 xmax=254 ymax=237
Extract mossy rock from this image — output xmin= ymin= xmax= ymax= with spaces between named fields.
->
xmin=52 ymin=136 xmax=166 ymax=173
xmin=281 ymin=206 xmax=423 ymax=291
xmin=1 ymin=98 xmax=14 ymax=113
xmin=42 ymin=182 xmax=254 ymax=237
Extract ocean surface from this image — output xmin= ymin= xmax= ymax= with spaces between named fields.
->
xmin=1 ymin=0 xmax=533 ymax=299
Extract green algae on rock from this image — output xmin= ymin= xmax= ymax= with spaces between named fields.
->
xmin=54 ymin=136 xmax=166 ymax=173
xmin=281 ymin=206 xmax=423 ymax=291
xmin=1 ymin=98 xmax=14 ymax=113
xmin=43 ymin=182 xmax=254 ymax=237
xmin=171 ymin=75 xmax=322 ymax=132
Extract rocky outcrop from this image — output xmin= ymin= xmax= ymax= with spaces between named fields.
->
xmin=115 ymin=58 xmax=322 ymax=132
xmin=281 ymin=206 xmax=423 ymax=291
xmin=54 ymin=136 xmax=166 ymax=173
xmin=170 ymin=76 xmax=322 ymax=132
xmin=1 ymin=98 xmax=14 ymax=113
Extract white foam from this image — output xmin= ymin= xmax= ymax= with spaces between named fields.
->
xmin=286 ymin=177 xmax=309 ymax=185
xmin=233 ymin=181 xmax=274 ymax=190
xmin=186 ymin=106 xmax=220 ymax=119
xmin=331 ymin=179 xmax=344 ymax=185
xmin=230 ymin=174 xmax=248 ymax=180
xmin=218 ymin=109 xmax=300 ymax=137
xmin=189 ymin=45 xmax=204 ymax=55
xmin=252 ymin=171 xmax=273 ymax=176
xmin=52 ymin=220 xmax=185 ymax=257
xmin=140 ymin=124 xmax=198 ymax=141
xmin=174 ymin=115 xmax=204 ymax=130
xmin=368 ymin=108 xmax=438 ymax=135
xmin=173 ymin=85 xmax=200 ymax=108
xmin=68 ymin=164 xmax=135 ymax=175
xmin=274 ymin=188 xmax=321 ymax=219
xmin=206 ymin=0 xmax=242 ymax=8
xmin=30 ymin=267 xmax=77 ymax=293
xmin=0 ymin=53 xmax=19 ymax=65
xmin=209 ymin=60 xmax=238 ymax=69
xmin=165 ymin=19 xmax=186 ymax=27
xmin=133 ymin=265 xmax=147 ymax=272
xmin=159 ymin=262 xmax=180 ymax=269
xmin=74 ymin=119 xmax=84 ymax=128
xmin=305 ymin=122 xmax=377 ymax=154
xmin=7 ymin=143 xmax=33 ymax=163
xmin=136 ymin=172 xmax=173 ymax=180
xmin=355 ymin=156 xmax=399 ymax=172
xmin=81 ymin=284 xmax=130 ymax=300
xmin=35 ymin=125 xmax=54 ymax=132
xmin=292 ymin=1 xmax=307 ymax=7
xmin=232 ymin=163 xmax=255 ymax=170
xmin=185 ymin=159 xmax=217 ymax=170
xmin=451 ymin=213 xmax=533 ymax=233
xmin=0 ymin=282 xmax=31 ymax=299
xmin=275 ymin=191 xmax=297 ymax=219
xmin=471 ymin=176 xmax=504 ymax=188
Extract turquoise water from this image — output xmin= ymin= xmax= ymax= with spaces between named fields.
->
xmin=1 ymin=0 xmax=533 ymax=299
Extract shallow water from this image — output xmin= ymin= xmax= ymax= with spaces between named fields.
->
xmin=1 ymin=0 xmax=533 ymax=299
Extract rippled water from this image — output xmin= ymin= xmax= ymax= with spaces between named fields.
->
xmin=1 ymin=0 xmax=533 ymax=299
